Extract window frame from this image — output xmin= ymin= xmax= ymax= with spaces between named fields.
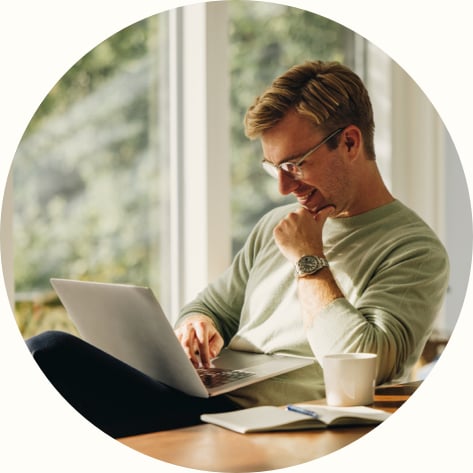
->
xmin=167 ymin=3 xmax=231 ymax=319
xmin=1 ymin=2 xmax=453 ymax=331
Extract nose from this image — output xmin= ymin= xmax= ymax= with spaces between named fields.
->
xmin=278 ymin=170 xmax=299 ymax=195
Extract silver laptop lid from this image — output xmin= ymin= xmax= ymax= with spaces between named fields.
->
xmin=50 ymin=278 xmax=209 ymax=397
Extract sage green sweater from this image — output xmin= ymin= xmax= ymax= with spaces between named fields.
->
xmin=178 ymin=200 xmax=449 ymax=407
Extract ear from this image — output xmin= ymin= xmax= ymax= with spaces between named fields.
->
xmin=341 ymin=126 xmax=362 ymax=158
xmin=345 ymin=137 xmax=355 ymax=151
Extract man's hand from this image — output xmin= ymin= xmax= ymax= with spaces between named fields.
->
xmin=175 ymin=314 xmax=224 ymax=368
xmin=273 ymin=206 xmax=334 ymax=262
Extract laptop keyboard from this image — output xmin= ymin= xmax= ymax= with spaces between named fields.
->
xmin=197 ymin=367 xmax=255 ymax=388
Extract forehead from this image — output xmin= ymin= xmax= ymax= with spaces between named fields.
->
xmin=261 ymin=111 xmax=322 ymax=163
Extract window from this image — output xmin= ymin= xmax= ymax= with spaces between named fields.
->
xmin=9 ymin=2 xmax=461 ymax=339
xmin=10 ymin=3 xmax=359 ymax=336
xmin=12 ymin=16 xmax=168 ymax=336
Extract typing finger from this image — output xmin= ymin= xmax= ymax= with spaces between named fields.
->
xmin=208 ymin=332 xmax=224 ymax=359
xmin=176 ymin=325 xmax=201 ymax=367
xmin=193 ymin=322 xmax=212 ymax=367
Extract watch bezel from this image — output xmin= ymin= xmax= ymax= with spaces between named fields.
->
xmin=295 ymin=255 xmax=328 ymax=277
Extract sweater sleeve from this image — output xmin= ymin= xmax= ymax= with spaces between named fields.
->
xmin=176 ymin=207 xmax=283 ymax=345
xmin=305 ymin=230 xmax=450 ymax=383
xmin=176 ymin=256 xmax=247 ymax=345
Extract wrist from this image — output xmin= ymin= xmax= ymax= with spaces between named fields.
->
xmin=294 ymin=255 xmax=329 ymax=278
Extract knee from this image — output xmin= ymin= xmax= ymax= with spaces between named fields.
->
xmin=26 ymin=330 xmax=79 ymax=359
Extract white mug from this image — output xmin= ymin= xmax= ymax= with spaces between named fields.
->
xmin=323 ymin=353 xmax=378 ymax=406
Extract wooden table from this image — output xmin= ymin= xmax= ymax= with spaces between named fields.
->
xmin=119 ymin=381 xmax=420 ymax=472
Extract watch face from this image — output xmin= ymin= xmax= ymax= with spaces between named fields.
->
xmin=300 ymin=256 xmax=319 ymax=272
xmin=296 ymin=255 xmax=327 ymax=276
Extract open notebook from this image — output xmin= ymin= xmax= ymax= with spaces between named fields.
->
xmin=201 ymin=404 xmax=390 ymax=433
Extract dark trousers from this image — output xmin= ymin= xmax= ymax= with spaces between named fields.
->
xmin=26 ymin=331 xmax=239 ymax=438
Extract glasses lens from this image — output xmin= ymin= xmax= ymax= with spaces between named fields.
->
xmin=280 ymin=162 xmax=302 ymax=179
xmin=262 ymin=161 xmax=279 ymax=179
xmin=280 ymin=162 xmax=297 ymax=175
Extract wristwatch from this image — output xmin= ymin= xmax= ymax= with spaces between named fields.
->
xmin=294 ymin=255 xmax=329 ymax=278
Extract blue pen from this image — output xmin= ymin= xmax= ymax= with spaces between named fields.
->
xmin=286 ymin=405 xmax=319 ymax=419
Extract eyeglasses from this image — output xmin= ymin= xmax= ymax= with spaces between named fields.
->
xmin=261 ymin=127 xmax=344 ymax=180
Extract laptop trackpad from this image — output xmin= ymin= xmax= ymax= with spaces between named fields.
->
xmin=212 ymin=349 xmax=290 ymax=370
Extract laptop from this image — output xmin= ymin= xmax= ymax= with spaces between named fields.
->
xmin=50 ymin=278 xmax=314 ymax=398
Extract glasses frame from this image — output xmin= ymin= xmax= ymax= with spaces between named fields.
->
xmin=261 ymin=127 xmax=345 ymax=180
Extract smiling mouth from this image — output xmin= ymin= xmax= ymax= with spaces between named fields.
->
xmin=296 ymin=189 xmax=316 ymax=207
xmin=296 ymin=188 xmax=334 ymax=215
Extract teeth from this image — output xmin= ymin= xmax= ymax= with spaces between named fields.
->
xmin=298 ymin=189 xmax=315 ymax=201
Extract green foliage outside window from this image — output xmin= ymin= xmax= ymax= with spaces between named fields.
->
xmin=12 ymin=2 xmax=351 ymax=337
xmin=228 ymin=2 xmax=349 ymax=252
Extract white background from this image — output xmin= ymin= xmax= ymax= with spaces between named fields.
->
xmin=1 ymin=1 xmax=472 ymax=472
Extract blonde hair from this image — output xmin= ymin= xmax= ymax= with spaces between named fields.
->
xmin=244 ymin=61 xmax=376 ymax=159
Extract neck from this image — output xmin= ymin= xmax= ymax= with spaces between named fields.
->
xmin=345 ymin=161 xmax=394 ymax=217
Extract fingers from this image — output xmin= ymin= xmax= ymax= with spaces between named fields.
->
xmin=312 ymin=205 xmax=335 ymax=222
xmin=175 ymin=315 xmax=223 ymax=368
xmin=193 ymin=320 xmax=212 ymax=367
xmin=208 ymin=333 xmax=224 ymax=360
xmin=176 ymin=324 xmax=201 ymax=367
xmin=274 ymin=207 xmax=329 ymax=262
xmin=297 ymin=204 xmax=334 ymax=221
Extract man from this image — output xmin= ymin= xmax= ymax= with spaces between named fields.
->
xmin=27 ymin=60 xmax=449 ymax=436
xmin=175 ymin=60 xmax=449 ymax=408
